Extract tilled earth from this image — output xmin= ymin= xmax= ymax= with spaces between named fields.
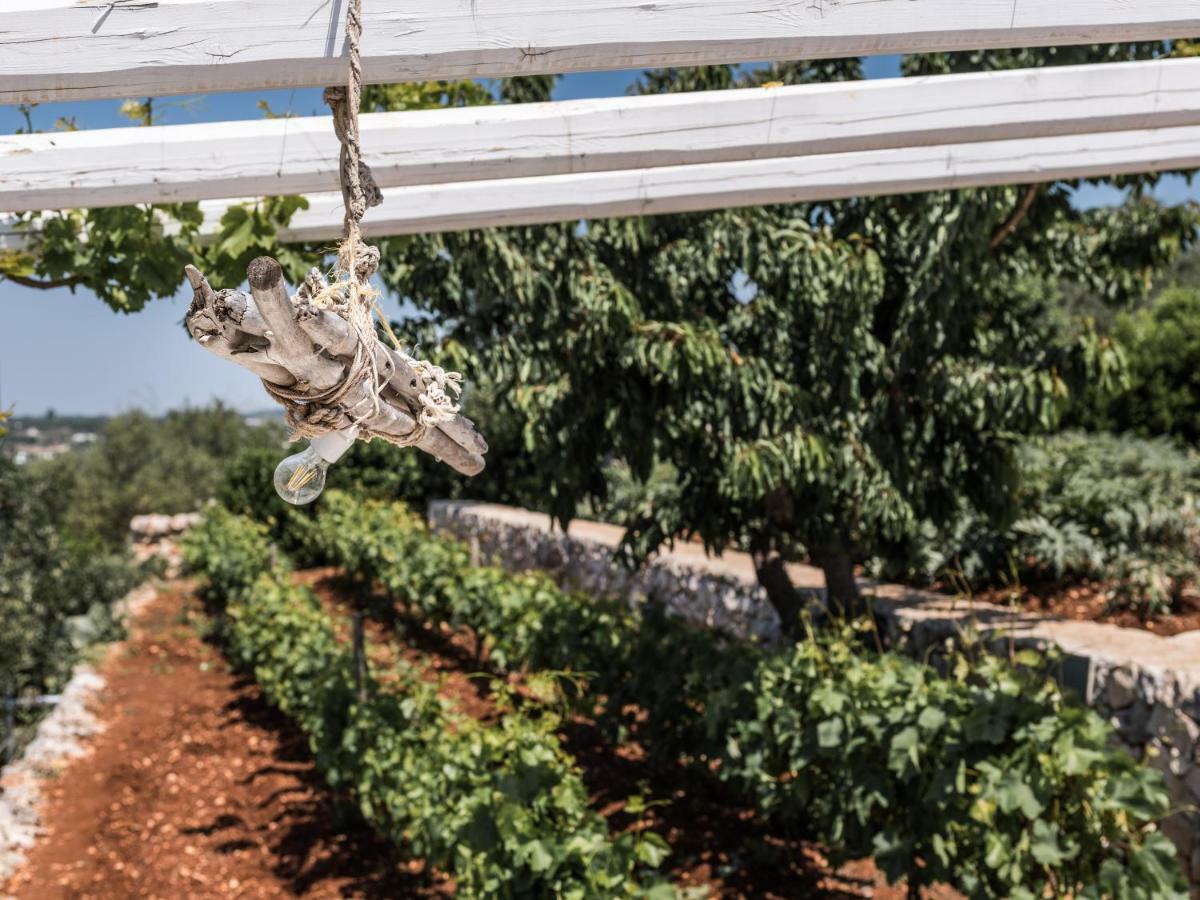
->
xmin=2 ymin=577 xmax=950 ymax=899
xmin=2 ymin=583 xmax=447 ymax=899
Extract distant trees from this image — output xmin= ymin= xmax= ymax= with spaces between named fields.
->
xmin=26 ymin=403 xmax=284 ymax=548
xmin=0 ymin=403 xmax=284 ymax=712
xmin=0 ymin=456 xmax=136 ymax=710
xmin=1072 ymin=287 xmax=1200 ymax=445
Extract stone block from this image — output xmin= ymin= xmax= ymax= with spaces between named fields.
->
xmin=1186 ymin=766 xmax=1200 ymax=802
xmin=1159 ymin=811 xmax=1194 ymax=856
xmin=1105 ymin=666 xmax=1139 ymax=710
xmin=1149 ymin=704 xmax=1200 ymax=759
xmin=1059 ymin=654 xmax=1094 ymax=704
xmin=1115 ymin=700 xmax=1152 ymax=743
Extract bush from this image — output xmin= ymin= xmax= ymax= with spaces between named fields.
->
xmin=182 ymin=508 xmax=672 ymax=899
xmin=0 ymin=458 xmax=138 ymax=712
xmin=296 ymin=492 xmax=1187 ymax=897
xmin=880 ymin=431 xmax=1200 ymax=615
xmin=29 ymin=404 xmax=284 ymax=549
xmin=1073 ymin=287 xmax=1200 ymax=443
xmin=721 ymin=632 xmax=1184 ymax=897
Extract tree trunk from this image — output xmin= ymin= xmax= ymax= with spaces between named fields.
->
xmin=750 ymin=536 xmax=806 ymax=637
xmin=811 ymin=542 xmax=864 ymax=619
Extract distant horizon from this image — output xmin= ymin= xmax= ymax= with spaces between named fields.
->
xmin=5 ymin=405 xmax=286 ymax=423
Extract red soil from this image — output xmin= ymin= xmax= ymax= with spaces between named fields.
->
xmin=967 ymin=580 xmax=1200 ymax=637
xmin=2 ymin=583 xmax=450 ymax=900
xmin=3 ymin=577 xmax=957 ymax=899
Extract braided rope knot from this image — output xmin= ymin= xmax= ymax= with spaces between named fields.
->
xmin=263 ymin=0 xmax=465 ymax=453
xmin=408 ymin=358 xmax=463 ymax=427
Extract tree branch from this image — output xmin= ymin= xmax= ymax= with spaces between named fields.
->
xmin=185 ymin=258 xmax=488 ymax=477
xmin=0 ymin=272 xmax=83 ymax=291
xmin=990 ymin=184 xmax=1040 ymax=250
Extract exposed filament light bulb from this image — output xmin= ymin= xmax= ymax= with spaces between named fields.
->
xmin=273 ymin=426 xmax=359 ymax=505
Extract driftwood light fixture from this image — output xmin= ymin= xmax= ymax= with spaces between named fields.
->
xmin=183 ymin=256 xmax=487 ymax=502
xmin=181 ymin=0 xmax=484 ymax=505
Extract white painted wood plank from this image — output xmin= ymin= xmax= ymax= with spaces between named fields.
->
xmin=4 ymin=0 xmax=1200 ymax=105
xmin=4 ymin=125 xmax=1199 ymax=248
xmin=282 ymin=127 xmax=1200 ymax=239
xmin=7 ymin=57 xmax=1200 ymax=214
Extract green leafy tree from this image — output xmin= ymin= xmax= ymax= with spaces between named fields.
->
xmin=6 ymin=59 xmax=1197 ymax=627
xmin=1072 ymin=287 xmax=1200 ymax=443
xmin=376 ymin=49 xmax=1196 ymax=627
xmin=29 ymin=404 xmax=284 ymax=548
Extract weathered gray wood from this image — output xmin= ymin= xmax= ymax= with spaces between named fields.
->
xmin=6 ymin=0 xmax=1200 ymax=105
xmin=183 ymin=265 xmax=297 ymax=386
xmin=292 ymin=296 xmax=488 ymax=455
xmin=184 ymin=260 xmax=486 ymax=477
xmin=246 ymin=257 xmax=344 ymax=395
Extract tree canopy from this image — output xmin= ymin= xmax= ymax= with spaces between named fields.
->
xmin=374 ymin=49 xmax=1197 ymax=623
xmin=4 ymin=47 xmax=1197 ymax=627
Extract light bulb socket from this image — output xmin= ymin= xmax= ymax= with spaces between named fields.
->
xmin=309 ymin=425 xmax=360 ymax=464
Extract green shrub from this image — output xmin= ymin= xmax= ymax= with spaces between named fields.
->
xmin=1073 ymin=287 xmax=1200 ymax=443
xmin=182 ymin=508 xmax=672 ymax=899
xmin=881 ymin=431 xmax=1200 ymax=615
xmin=0 ymin=457 xmax=138 ymax=708
xmin=27 ymin=404 xmax=284 ymax=549
xmin=300 ymin=493 xmax=1188 ymax=898
xmin=720 ymin=631 xmax=1184 ymax=897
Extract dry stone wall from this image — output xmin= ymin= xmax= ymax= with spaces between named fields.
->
xmin=429 ymin=500 xmax=1200 ymax=883
xmin=429 ymin=501 xmax=786 ymax=641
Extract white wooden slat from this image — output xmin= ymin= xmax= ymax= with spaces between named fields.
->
xmin=281 ymin=127 xmax=1200 ymax=239
xmin=4 ymin=125 xmax=1198 ymax=248
xmin=6 ymin=57 xmax=1200 ymax=214
xmin=4 ymin=0 xmax=1200 ymax=105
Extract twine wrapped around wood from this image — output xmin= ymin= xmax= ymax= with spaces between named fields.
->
xmin=182 ymin=0 xmax=485 ymax=476
xmin=183 ymin=258 xmax=487 ymax=476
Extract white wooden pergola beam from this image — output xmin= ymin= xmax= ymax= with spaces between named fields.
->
xmin=4 ymin=0 xmax=1200 ymax=105
xmin=6 ymin=57 xmax=1200 ymax=214
xmin=4 ymin=125 xmax=1198 ymax=247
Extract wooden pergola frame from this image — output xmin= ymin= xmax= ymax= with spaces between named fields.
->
xmin=7 ymin=0 xmax=1200 ymax=103
xmin=3 ymin=0 xmax=1198 ymax=237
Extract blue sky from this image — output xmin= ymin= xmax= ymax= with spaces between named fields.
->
xmin=1 ymin=57 xmax=1196 ymax=415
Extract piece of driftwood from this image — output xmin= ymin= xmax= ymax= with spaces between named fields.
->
xmin=184 ymin=257 xmax=487 ymax=477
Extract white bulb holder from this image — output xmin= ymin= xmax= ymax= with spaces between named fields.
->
xmin=309 ymin=425 xmax=361 ymax=463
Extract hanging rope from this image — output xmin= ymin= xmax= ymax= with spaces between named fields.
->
xmin=265 ymin=0 xmax=462 ymax=448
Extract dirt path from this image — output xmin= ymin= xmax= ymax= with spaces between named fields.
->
xmin=3 ymin=575 xmax=950 ymax=900
xmin=1 ymin=583 xmax=448 ymax=900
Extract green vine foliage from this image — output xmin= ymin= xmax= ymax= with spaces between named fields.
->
xmin=282 ymin=491 xmax=1188 ymax=898
xmin=0 ymin=197 xmax=316 ymax=312
xmin=181 ymin=508 xmax=673 ymax=900
xmin=881 ymin=431 xmax=1200 ymax=615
